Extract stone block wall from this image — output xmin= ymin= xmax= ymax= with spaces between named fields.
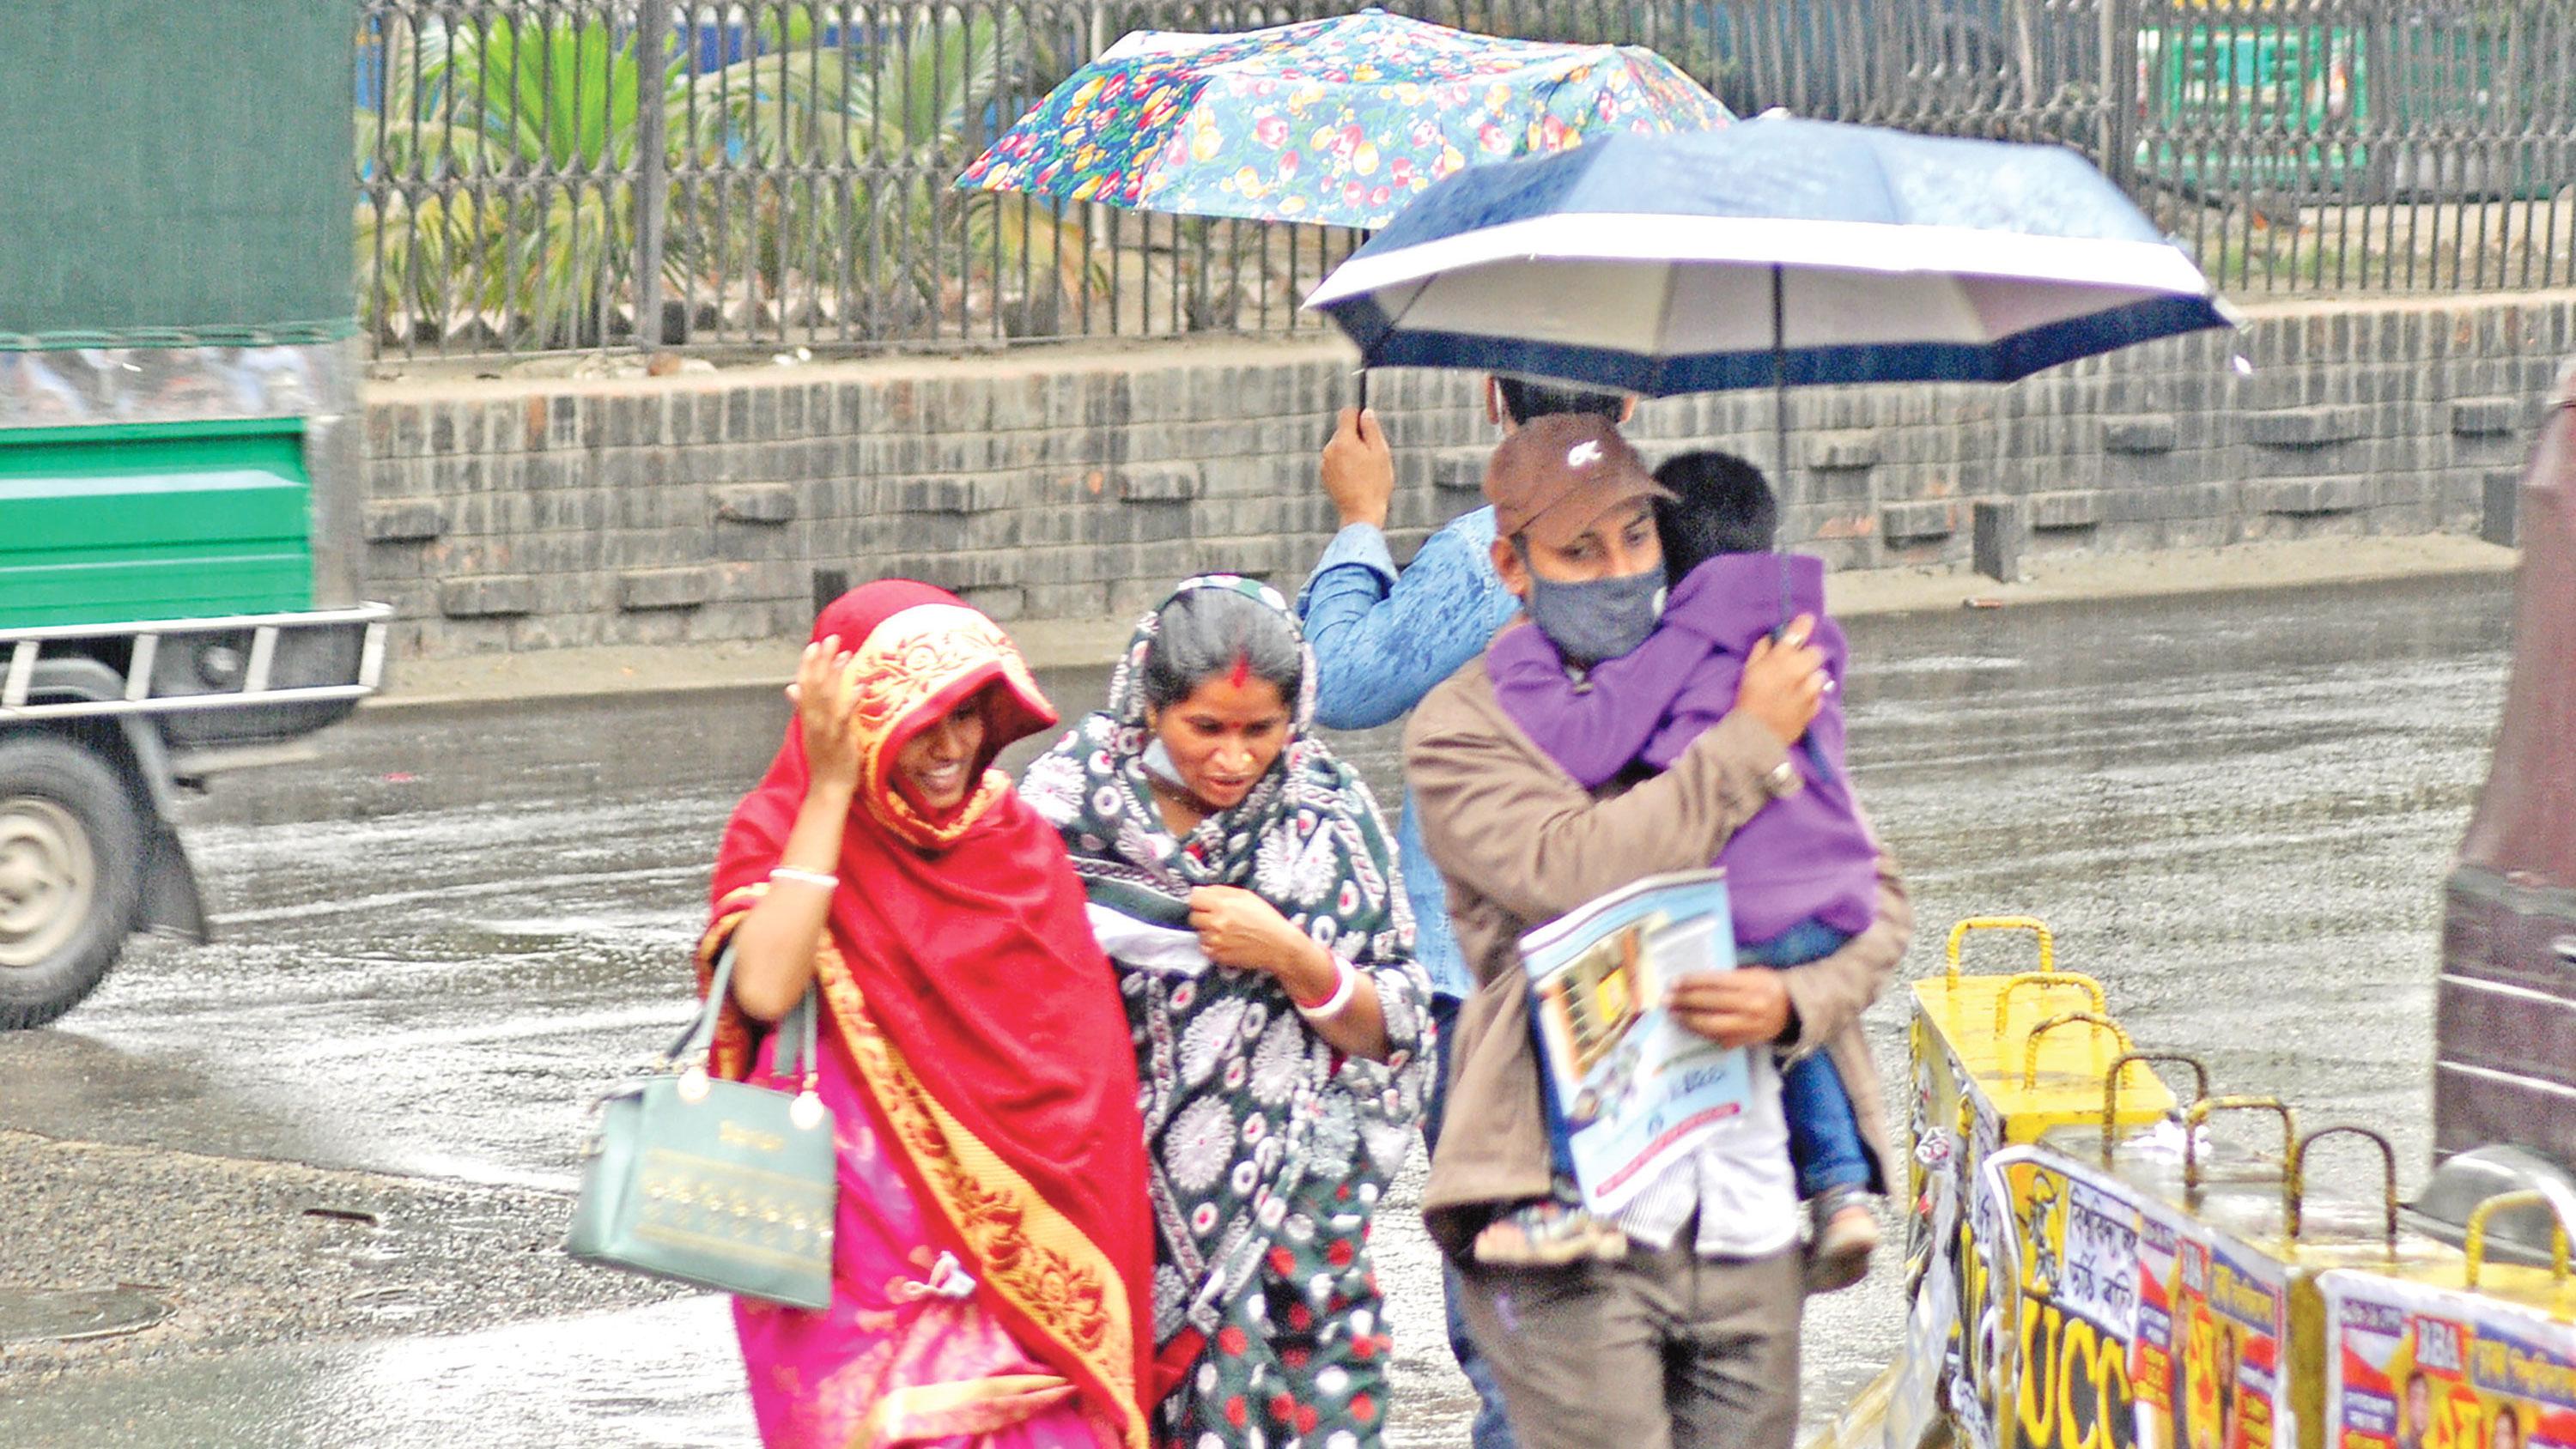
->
xmin=359 ymin=293 xmax=2576 ymax=657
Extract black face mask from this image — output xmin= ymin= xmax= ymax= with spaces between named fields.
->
xmin=1523 ymin=564 xmax=1667 ymax=664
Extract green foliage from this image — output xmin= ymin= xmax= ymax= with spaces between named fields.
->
xmin=357 ymin=4 xmax=1095 ymax=349
xmin=361 ymin=10 xmax=656 ymax=345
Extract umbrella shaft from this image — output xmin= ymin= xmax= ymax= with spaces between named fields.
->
xmin=1772 ymin=264 xmax=1791 ymax=631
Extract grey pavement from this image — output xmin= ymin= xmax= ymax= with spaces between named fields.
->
xmin=0 ymin=568 xmax=2517 ymax=1446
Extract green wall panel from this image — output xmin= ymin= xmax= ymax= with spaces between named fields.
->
xmin=0 ymin=2 xmax=359 ymax=343
xmin=0 ymin=421 xmax=313 ymax=627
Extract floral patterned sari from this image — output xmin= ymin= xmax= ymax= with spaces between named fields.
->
xmin=1018 ymin=575 xmax=1434 ymax=1449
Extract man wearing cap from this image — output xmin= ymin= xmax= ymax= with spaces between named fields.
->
xmin=1294 ymin=377 xmax=1635 ymax=1449
xmin=1405 ymin=414 xmax=1912 ymax=1449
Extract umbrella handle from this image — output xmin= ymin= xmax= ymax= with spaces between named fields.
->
xmin=1354 ymin=368 xmax=1368 ymax=410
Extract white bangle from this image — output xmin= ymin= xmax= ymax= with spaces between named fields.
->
xmin=769 ymin=866 xmax=839 ymax=891
xmin=1293 ymin=954 xmax=1358 ymax=1022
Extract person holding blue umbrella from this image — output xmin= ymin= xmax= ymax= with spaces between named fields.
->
xmin=1296 ymin=373 xmax=1637 ymax=1449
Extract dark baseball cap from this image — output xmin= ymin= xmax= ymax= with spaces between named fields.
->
xmin=1484 ymin=414 xmax=1670 ymax=550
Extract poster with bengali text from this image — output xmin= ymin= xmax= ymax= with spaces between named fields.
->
xmin=2322 ymin=1271 xmax=2576 ymax=1449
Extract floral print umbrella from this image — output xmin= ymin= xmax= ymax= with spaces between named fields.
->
xmin=954 ymin=9 xmax=1732 ymax=230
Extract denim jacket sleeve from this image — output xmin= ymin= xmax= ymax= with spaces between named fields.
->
xmin=1294 ymin=508 xmax=1521 ymax=732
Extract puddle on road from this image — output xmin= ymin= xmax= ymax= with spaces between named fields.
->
xmin=0 ymin=1288 xmax=172 ymax=1346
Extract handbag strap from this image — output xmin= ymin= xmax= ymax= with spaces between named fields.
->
xmin=775 ymin=989 xmax=820 ymax=1089
xmin=673 ymin=943 xmax=821 ymax=1093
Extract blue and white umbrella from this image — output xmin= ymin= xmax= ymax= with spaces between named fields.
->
xmin=1309 ymin=116 xmax=2232 ymax=753
xmin=1303 ymin=115 xmax=2230 ymax=397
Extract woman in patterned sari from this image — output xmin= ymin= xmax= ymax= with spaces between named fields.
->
xmin=701 ymin=580 xmax=1156 ymax=1449
xmin=1019 ymin=575 xmax=1434 ymax=1449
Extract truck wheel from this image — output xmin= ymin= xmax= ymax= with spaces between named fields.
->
xmin=0 ymin=737 xmax=143 ymax=1029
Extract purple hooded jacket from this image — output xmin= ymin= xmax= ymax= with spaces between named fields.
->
xmin=1487 ymin=552 xmax=1880 ymax=944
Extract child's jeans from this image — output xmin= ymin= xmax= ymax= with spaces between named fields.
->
xmin=1739 ymin=919 xmax=1874 ymax=1198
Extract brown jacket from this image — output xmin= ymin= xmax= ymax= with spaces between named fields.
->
xmin=1404 ymin=651 xmax=1911 ymax=1260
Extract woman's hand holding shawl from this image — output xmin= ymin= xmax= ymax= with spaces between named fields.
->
xmin=1187 ymin=885 xmax=1392 ymax=1061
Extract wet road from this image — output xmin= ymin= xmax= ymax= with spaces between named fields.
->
xmin=0 ymin=570 xmax=2515 ymax=1446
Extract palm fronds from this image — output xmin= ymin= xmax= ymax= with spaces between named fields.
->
xmin=355 ymin=3 xmax=1064 ymax=350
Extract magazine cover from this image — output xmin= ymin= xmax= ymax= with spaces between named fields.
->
xmin=1518 ymin=868 xmax=1746 ymax=1217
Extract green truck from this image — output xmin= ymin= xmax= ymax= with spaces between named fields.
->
xmin=0 ymin=1 xmax=389 ymax=1027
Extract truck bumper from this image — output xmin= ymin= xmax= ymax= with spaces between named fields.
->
xmin=2 ymin=603 xmax=392 ymax=747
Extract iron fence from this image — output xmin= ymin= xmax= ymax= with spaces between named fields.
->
xmin=354 ymin=1 xmax=2576 ymax=361
xmin=2131 ymin=0 xmax=2576 ymax=294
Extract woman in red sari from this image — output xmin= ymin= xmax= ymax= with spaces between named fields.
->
xmin=698 ymin=581 xmax=1156 ymax=1449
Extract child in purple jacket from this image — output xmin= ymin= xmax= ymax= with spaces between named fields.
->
xmin=1479 ymin=450 xmax=1883 ymax=1292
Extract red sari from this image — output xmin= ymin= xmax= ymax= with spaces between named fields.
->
xmin=698 ymin=582 xmax=1155 ymax=1449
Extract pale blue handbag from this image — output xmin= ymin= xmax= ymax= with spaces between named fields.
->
xmin=564 ymin=948 xmax=836 ymax=1308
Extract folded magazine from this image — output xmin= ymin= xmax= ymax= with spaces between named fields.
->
xmin=1519 ymin=868 xmax=1748 ymax=1218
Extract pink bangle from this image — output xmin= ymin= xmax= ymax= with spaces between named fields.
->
xmin=1292 ymin=955 xmax=1358 ymax=1020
